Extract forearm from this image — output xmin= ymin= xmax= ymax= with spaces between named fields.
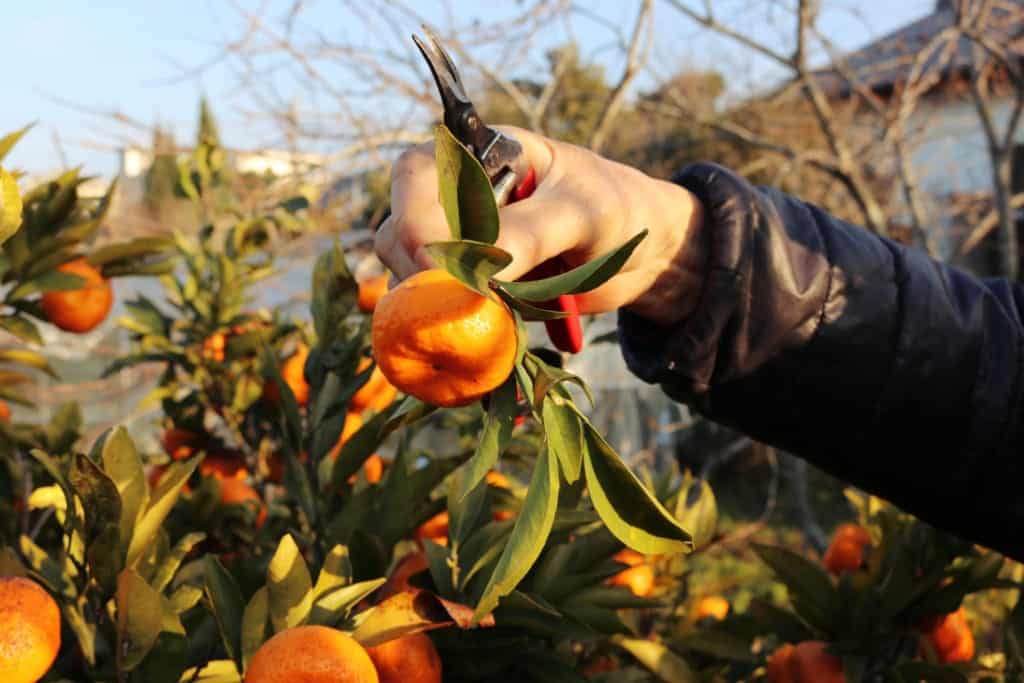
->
xmin=619 ymin=162 xmax=1024 ymax=559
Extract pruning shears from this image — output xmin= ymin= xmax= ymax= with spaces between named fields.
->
xmin=412 ymin=26 xmax=584 ymax=354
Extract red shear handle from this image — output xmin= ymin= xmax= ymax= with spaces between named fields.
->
xmin=509 ymin=167 xmax=584 ymax=354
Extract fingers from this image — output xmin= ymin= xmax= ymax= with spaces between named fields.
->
xmin=493 ymin=197 xmax=587 ymax=281
xmin=490 ymin=125 xmax=556 ymax=184
xmin=374 ymin=142 xmax=449 ymax=280
xmin=375 ymin=126 xmax=579 ymax=284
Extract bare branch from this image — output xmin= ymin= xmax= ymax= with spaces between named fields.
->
xmin=588 ymin=0 xmax=653 ymax=153
xmin=663 ymin=0 xmax=791 ymax=67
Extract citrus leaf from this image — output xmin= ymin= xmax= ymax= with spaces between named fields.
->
xmin=116 ymin=568 xmax=164 ymax=672
xmin=457 ymin=375 xmax=517 ymax=502
xmin=0 ymin=315 xmax=42 ymax=344
xmin=308 ymin=578 xmax=386 ymax=626
xmin=542 ymin=393 xmax=584 ymax=484
xmin=424 ymin=239 xmax=511 ymax=298
xmin=204 ymin=556 xmax=244 ymax=672
xmin=673 ymin=477 xmax=717 ymax=549
xmin=612 ymin=636 xmax=698 ymax=683
xmin=267 ymin=534 xmax=313 ymax=632
xmin=0 ymin=125 xmax=32 ymax=163
xmin=525 ymin=351 xmax=592 ymax=408
xmin=0 ymin=349 xmax=57 ymax=379
xmin=177 ymin=660 xmax=242 ymax=682
xmin=496 ymin=229 xmax=648 ymax=301
xmin=101 ymin=426 xmax=149 ymax=556
xmin=70 ymin=453 xmax=124 ymax=595
xmin=581 ymin=419 xmax=692 ymax=555
xmin=750 ymin=543 xmax=838 ymax=631
xmin=63 ymin=600 xmax=97 ymax=666
xmin=0 ymin=168 xmax=22 ymax=245
xmin=87 ymin=236 xmax=174 ymax=266
xmin=8 ymin=270 xmax=85 ymax=301
xmin=240 ymin=587 xmax=270 ymax=670
xmin=314 ymin=545 xmax=353 ymax=599
xmin=351 ymin=589 xmax=474 ymax=647
xmin=435 ymin=123 xmax=500 ymax=244
xmin=127 ymin=456 xmax=200 ymax=567
xmin=328 ymin=407 xmax=395 ymax=490
xmin=448 ymin=470 xmax=487 ymax=551
xmin=495 ymin=286 xmax=571 ymax=320
xmin=378 ymin=397 xmax=438 ymax=441
xmin=311 ymin=242 xmax=357 ymax=349
xmin=473 ymin=446 xmax=560 ymax=623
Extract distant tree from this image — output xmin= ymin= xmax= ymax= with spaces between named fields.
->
xmin=143 ymin=126 xmax=180 ymax=218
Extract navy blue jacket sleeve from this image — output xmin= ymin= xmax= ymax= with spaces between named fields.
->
xmin=618 ymin=162 xmax=1024 ymax=560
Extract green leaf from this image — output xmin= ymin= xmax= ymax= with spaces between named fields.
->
xmin=178 ymin=660 xmax=243 ymax=682
xmin=0 ymin=125 xmax=33 ymax=163
xmin=525 ymin=351 xmax=592 ymax=409
xmin=116 ymin=568 xmax=164 ymax=672
xmin=494 ymin=286 xmax=571 ymax=321
xmin=424 ymin=240 xmax=511 ymax=298
xmin=751 ymin=543 xmax=838 ymax=632
xmin=70 ymin=453 xmax=124 ymax=595
xmin=309 ymin=578 xmax=386 ymax=627
xmin=88 ymin=236 xmax=174 ymax=266
xmin=581 ymin=419 xmax=692 ymax=555
xmin=449 ymin=471 xmax=487 ymax=551
xmin=0 ymin=168 xmax=22 ymax=245
xmin=434 ymin=123 xmax=500 ymax=244
xmin=457 ymin=375 xmax=517 ymax=501
xmin=496 ymin=230 xmax=648 ymax=301
xmin=612 ymin=636 xmax=698 ymax=683
xmin=673 ymin=477 xmax=717 ymax=549
xmin=311 ymin=242 xmax=357 ymax=349
xmin=127 ymin=456 xmax=200 ymax=567
xmin=542 ymin=393 xmax=584 ymax=484
xmin=329 ymin=408 xmax=396 ymax=490
xmin=0 ymin=315 xmax=42 ymax=344
xmin=241 ymin=587 xmax=270 ymax=671
xmin=8 ymin=270 xmax=85 ymax=301
xmin=63 ymin=600 xmax=97 ymax=666
xmin=314 ymin=545 xmax=353 ymax=599
xmin=0 ymin=349 xmax=57 ymax=379
xmin=473 ymin=446 xmax=560 ymax=623
xmin=267 ymin=534 xmax=313 ymax=632
xmin=101 ymin=426 xmax=149 ymax=556
xmin=204 ymin=556 xmax=244 ymax=672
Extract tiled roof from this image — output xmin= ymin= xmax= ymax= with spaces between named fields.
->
xmin=813 ymin=0 xmax=1024 ymax=97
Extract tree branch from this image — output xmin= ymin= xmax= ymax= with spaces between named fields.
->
xmin=588 ymin=0 xmax=652 ymax=153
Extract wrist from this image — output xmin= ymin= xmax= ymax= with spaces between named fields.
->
xmin=624 ymin=180 xmax=707 ymax=326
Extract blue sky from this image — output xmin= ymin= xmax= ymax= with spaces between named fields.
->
xmin=3 ymin=1 xmax=934 ymax=179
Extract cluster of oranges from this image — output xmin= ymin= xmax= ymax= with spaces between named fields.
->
xmin=765 ymin=522 xmax=976 ymax=680
xmin=243 ymin=623 xmax=441 ymax=683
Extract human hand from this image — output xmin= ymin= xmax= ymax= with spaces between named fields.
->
xmin=374 ymin=125 xmax=706 ymax=325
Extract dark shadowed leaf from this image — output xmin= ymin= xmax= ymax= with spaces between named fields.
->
xmin=751 ymin=543 xmax=838 ymax=632
xmin=473 ymin=447 xmax=560 ymax=623
xmin=70 ymin=453 xmax=123 ymax=595
xmin=204 ymin=556 xmax=245 ymax=672
xmin=311 ymin=242 xmax=357 ymax=348
xmin=457 ymin=375 xmax=517 ymax=501
xmin=612 ymin=636 xmax=698 ymax=683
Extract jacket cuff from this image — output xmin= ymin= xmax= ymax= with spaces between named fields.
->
xmin=618 ymin=162 xmax=761 ymax=402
